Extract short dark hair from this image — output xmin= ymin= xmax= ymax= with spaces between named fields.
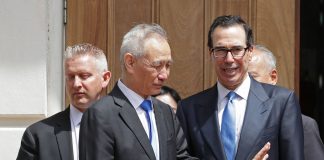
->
xmin=154 ymin=86 xmax=181 ymax=103
xmin=207 ymin=15 xmax=254 ymax=49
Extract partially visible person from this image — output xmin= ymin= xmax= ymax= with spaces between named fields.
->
xmin=249 ymin=44 xmax=324 ymax=160
xmin=177 ymin=15 xmax=303 ymax=160
xmin=16 ymin=43 xmax=111 ymax=160
xmin=154 ymin=86 xmax=181 ymax=112
xmin=248 ymin=45 xmax=277 ymax=85
xmin=79 ymin=24 xmax=197 ymax=160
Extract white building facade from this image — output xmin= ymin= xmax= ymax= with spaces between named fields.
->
xmin=0 ymin=0 xmax=64 ymax=159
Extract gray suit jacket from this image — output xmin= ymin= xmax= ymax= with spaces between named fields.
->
xmin=177 ymin=78 xmax=304 ymax=160
xmin=79 ymin=84 xmax=195 ymax=160
xmin=16 ymin=108 xmax=73 ymax=160
xmin=302 ymin=115 xmax=324 ymax=160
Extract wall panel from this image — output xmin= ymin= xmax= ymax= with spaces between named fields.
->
xmin=160 ymin=0 xmax=205 ymax=98
xmin=66 ymin=0 xmax=107 ymax=49
xmin=255 ymin=0 xmax=296 ymax=90
xmin=66 ymin=0 xmax=298 ymax=99
xmin=107 ymin=0 xmax=153 ymax=91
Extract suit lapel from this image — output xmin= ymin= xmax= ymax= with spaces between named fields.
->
xmin=152 ymin=98 xmax=167 ymax=160
xmin=55 ymin=107 xmax=73 ymax=160
xmin=196 ymin=85 xmax=227 ymax=160
xmin=110 ymin=85 xmax=156 ymax=160
xmin=236 ymin=79 xmax=270 ymax=160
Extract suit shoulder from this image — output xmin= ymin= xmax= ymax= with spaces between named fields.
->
xmin=259 ymin=82 xmax=295 ymax=97
xmin=177 ymin=86 xmax=217 ymax=114
xmin=302 ymin=114 xmax=319 ymax=131
xmin=26 ymin=109 xmax=69 ymax=132
xmin=180 ymin=87 xmax=216 ymax=104
xmin=87 ymin=95 xmax=116 ymax=112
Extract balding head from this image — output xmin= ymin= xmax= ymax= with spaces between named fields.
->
xmin=248 ymin=44 xmax=278 ymax=85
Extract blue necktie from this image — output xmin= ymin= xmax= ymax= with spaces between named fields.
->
xmin=140 ymin=100 xmax=153 ymax=143
xmin=221 ymin=91 xmax=236 ymax=160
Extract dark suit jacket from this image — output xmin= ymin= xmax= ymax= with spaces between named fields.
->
xmin=17 ymin=108 xmax=73 ymax=160
xmin=302 ymin=114 xmax=324 ymax=160
xmin=177 ymin=78 xmax=304 ymax=160
xmin=79 ymin=84 xmax=195 ymax=160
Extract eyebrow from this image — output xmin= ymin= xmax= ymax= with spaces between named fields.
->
xmin=153 ymin=59 xmax=173 ymax=64
xmin=213 ymin=45 xmax=245 ymax=48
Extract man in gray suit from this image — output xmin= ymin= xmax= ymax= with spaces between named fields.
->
xmin=249 ymin=44 xmax=324 ymax=160
xmin=176 ymin=15 xmax=304 ymax=160
xmin=79 ymin=23 xmax=196 ymax=160
xmin=16 ymin=43 xmax=111 ymax=160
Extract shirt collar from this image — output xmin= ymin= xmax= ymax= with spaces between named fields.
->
xmin=70 ymin=104 xmax=83 ymax=126
xmin=117 ymin=79 xmax=153 ymax=110
xmin=217 ymin=74 xmax=251 ymax=101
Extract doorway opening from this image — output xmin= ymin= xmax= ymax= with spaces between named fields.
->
xmin=300 ymin=0 xmax=324 ymax=139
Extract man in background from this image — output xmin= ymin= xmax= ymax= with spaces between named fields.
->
xmin=154 ymin=86 xmax=181 ymax=112
xmin=17 ymin=43 xmax=111 ymax=160
xmin=249 ymin=44 xmax=324 ymax=160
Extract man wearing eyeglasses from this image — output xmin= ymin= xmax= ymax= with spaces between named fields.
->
xmin=176 ymin=15 xmax=304 ymax=160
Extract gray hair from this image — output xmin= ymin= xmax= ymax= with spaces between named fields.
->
xmin=119 ymin=23 xmax=168 ymax=65
xmin=253 ymin=44 xmax=277 ymax=71
xmin=64 ymin=43 xmax=108 ymax=72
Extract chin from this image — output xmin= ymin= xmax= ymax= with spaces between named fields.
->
xmin=151 ymin=89 xmax=161 ymax=96
xmin=75 ymin=100 xmax=89 ymax=106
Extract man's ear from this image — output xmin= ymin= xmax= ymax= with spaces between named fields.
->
xmin=248 ymin=45 xmax=254 ymax=61
xmin=209 ymin=48 xmax=213 ymax=55
xmin=270 ymin=69 xmax=278 ymax=85
xmin=124 ymin=53 xmax=136 ymax=74
xmin=101 ymin=71 xmax=111 ymax=88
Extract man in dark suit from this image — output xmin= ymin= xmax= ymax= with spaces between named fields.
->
xmin=249 ymin=44 xmax=324 ymax=160
xmin=176 ymin=15 xmax=304 ymax=160
xmin=16 ymin=43 xmax=111 ymax=160
xmin=79 ymin=23 xmax=196 ymax=160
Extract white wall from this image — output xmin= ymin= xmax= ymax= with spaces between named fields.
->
xmin=0 ymin=0 xmax=64 ymax=159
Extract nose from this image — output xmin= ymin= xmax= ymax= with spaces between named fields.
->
xmin=158 ymin=67 xmax=169 ymax=81
xmin=73 ymin=76 xmax=82 ymax=88
xmin=224 ymin=51 xmax=235 ymax=62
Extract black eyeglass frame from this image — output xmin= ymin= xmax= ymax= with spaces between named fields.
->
xmin=210 ymin=46 xmax=250 ymax=59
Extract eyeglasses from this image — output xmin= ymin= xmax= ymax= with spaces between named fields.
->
xmin=210 ymin=46 xmax=249 ymax=58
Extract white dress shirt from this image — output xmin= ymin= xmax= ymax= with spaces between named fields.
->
xmin=217 ymin=75 xmax=251 ymax=149
xmin=70 ymin=105 xmax=83 ymax=160
xmin=117 ymin=79 xmax=160 ymax=160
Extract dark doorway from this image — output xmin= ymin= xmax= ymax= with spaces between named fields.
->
xmin=300 ymin=0 xmax=324 ymax=139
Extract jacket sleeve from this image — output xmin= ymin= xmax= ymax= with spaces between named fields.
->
xmin=303 ymin=115 xmax=324 ymax=160
xmin=16 ymin=128 xmax=38 ymax=160
xmin=279 ymin=92 xmax=304 ymax=160
xmin=79 ymin=105 xmax=115 ymax=160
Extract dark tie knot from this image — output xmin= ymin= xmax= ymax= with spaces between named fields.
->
xmin=140 ymin=100 xmax=152 ymax=112
xmin=227 ymin=91 xmax=236 ymax=102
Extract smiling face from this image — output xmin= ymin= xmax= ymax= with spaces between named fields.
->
xmin=124 ymin=36 xmax=172 ymax=98
xmin=65 ymin=55 xmax=110 ymax=112
xmin=211 ymin=25 xmax=252 ymax=90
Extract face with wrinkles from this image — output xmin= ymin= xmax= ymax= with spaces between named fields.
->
xmin=211 ymin=25 xmax=252 ymax=90
xmin=124 ymin=37 xmax=172 ymax=98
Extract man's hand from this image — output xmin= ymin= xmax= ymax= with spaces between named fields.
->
xmin=252 ymin=142 xmax=271 ymax=160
